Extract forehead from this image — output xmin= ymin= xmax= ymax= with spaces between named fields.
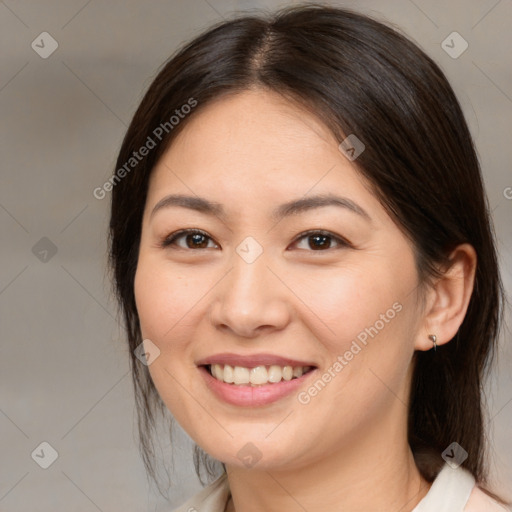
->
xmin=145 ymin=89 xmax=382 ymax=222
xmin=165 ymin=90 xmax=336 ymax=163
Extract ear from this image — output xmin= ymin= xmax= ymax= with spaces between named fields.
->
xmin=415 ymin=243 xmax=477 ymax=351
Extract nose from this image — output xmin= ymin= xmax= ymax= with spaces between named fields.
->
xmin=209 ymin=250 xmax=291 ymax=339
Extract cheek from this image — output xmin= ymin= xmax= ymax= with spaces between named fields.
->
xmin=290 ymin=268 xmax=417 ymax=434
xmin=291 ymin=264 xmax=403 ymax=352
xmin=292 ymin=257 xmax=420 ymax=412
xmin=134 ymin=257 xmax=202 ymax=343
xmin=133 ymin=257 xmax=208 ymax=422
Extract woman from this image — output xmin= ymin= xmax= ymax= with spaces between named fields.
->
xmin=108 ymin=5 xmax=509 ymax=511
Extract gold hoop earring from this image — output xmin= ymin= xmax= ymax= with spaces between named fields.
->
xmin=428 ymin=334 xmax=437 ymax=351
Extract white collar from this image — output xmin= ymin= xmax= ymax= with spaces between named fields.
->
xmin=412 ymin=464 xmax=475 ymax=512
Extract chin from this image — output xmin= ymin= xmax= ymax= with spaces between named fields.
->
xmin=196 ymin=434 xmax=308 ymax=472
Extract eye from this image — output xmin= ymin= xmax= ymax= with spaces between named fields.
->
xmin=291 ymin=230 xmax=350 ymax=251
xmin=160 ymin=228 xmax=350 ymax=251
xmin=160 ymin=229 xmax=218 ymax=249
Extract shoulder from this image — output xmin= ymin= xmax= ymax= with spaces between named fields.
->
xmin=464 ymin=486 xmax=510 ymax=512
xmin=171 ymin=473 xmax=230 ymax=512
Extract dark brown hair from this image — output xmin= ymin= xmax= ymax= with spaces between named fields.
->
xmin=108 ymin=3 xmax=507 ymax=503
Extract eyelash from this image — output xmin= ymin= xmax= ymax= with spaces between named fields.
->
xmin=160 ymin=228 xmax=351 ymax=252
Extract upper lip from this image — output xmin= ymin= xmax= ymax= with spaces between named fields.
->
xmin=196 ymin=353 xmax=317 ymax=368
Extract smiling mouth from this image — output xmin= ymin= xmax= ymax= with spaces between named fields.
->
xmin=203 ymin=363 xmax=316 ymax=387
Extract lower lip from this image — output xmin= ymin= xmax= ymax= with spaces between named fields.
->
xmin=199 ymin=366 xmax=317 ymax=407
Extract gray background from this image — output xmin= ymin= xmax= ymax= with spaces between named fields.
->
xmin=1 ymin=0 xmax=511 ymax=510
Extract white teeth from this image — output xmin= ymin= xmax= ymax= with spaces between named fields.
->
xmin=293 ymin=366 xmax=304 ymax=378
xmin=268 ymin=365 xmax=282 ymax=383
xmin=250 ymin=366 xmax=268 ymax=385
xmin=208 ymin=364 xmax=312 ymax=386
xmin=282 ymin=366 xmax=293 ymax=381
xmin=212 ymin=363 xmax=222 ymax=379
xmin=233 ymin=366 xmax=250 ymax=385
xmin=223 ymin=364 xmax=234 ymax=383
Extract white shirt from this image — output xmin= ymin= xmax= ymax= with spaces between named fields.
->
xmin=171 ymin=463 xmax=509 ymax=512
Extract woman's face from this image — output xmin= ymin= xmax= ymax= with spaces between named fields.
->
xmin=134 ymin=89 xmax=426 ymax=471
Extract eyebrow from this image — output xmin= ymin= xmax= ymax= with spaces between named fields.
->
xmin=150 ymin=193 xmax=371 ymax=222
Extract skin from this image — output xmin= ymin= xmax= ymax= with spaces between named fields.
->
xmin=134 ymin=89 xmax=476 ymax=512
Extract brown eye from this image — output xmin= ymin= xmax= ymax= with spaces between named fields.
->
xmin=161 ymin=229 xmax=218 ymax=249
xmin=160 ymin=229 xmax=349 ymax=252
xmin=292 ymin=230 xmax=349 ymax=251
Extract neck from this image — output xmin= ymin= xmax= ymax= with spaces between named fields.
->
xmin=224 ymin=406 xmax=431 ymax=512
